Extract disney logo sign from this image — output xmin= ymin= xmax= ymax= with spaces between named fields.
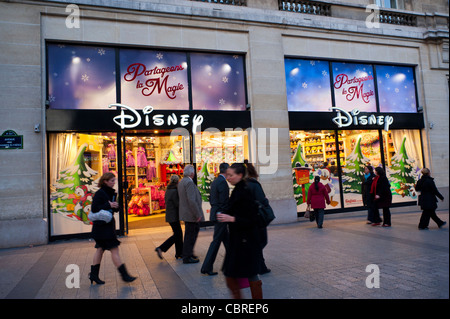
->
xmin=330 ymin=106 xmax=394 ymax=131
xmin=108 ymin=104 xmax=204 ymax=133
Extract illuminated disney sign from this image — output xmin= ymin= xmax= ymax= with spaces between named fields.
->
xmin=330 ymin=107 xmax=394 ymax=131
xmin=108 ymin=104 xmax=203 ymax=133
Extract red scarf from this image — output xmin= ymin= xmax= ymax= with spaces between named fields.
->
xmin=370 ymin=175 xmax=379 ymax=195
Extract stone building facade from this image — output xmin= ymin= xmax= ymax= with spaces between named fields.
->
xmin=0 ymin=0 xmax=448 ymax=248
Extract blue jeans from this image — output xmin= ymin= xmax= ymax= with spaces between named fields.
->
xmin=314 ymin=208 xmax=325 ymax=228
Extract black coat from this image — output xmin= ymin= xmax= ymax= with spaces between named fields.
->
xmin=91 ymin=186 xmax=119 ymax=240
xmin=209 ymin=175 xmax=230 ymax=222
xmin=372 ymin=175 xmax=392 ymax=208
xmin=415 ymin=175 xmax=444 ymax=210
xmin=222 ymin=180 xmax=262 ymax=278
xmin=362 ymin=173 xmax=375 ymax=206
xmin=165 ymin=183 xmax=179 ymax=223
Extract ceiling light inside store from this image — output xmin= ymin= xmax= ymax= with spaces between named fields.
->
xmin=72 ymin=57 xmax=81 ymax=64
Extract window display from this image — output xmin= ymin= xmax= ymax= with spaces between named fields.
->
xmin=191 ymin=53 xmax=246 ymax=111
xmin=49 ymin=133 xmax=118 ymax=236
xmin=47 ymin=44 xmax=116 ymax=110
xmin=383 ymin=130 xmax=423 ymax=203
xmin=290 ymin=130 xmax=341 ymax=212
xmin=338 ymin=130 xmax=381 ymax=208
xmin=285 ymin=59 xmax=332 ymax=112
xmin=195 ymin=130 xmax=249 ymax=201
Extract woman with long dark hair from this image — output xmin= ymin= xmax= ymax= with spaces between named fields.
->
xmin=217 ymin=163 xmax=263 ymax=299
xmin=370 ymin=166 xmax=392 ymax=227
xmin=89 ymin=172 xmax=136 ymax=284
xmin=307 ymin=175 xmax=331 ymax=228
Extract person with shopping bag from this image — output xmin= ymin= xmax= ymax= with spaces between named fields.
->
xmin=307 ymin=176 xmax=331 ymax=228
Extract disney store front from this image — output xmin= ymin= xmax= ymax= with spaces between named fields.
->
xmin=285 ymin=57 xmax=425 ymax=214
xmin=46 ymin=42 xmax=250 ymax=240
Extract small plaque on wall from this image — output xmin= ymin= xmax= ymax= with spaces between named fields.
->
xmin=0 ymin=130 xmax=23 ymax=149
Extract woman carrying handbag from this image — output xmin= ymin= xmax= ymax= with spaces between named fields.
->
xmin=307 ymin=176 xmax=330 ymax=228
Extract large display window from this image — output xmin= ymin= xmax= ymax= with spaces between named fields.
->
xmin=49 ymin=132 xmax=118 ymax=236
xmin=290 ymin=130 xmax=342 ymax=212
xmin=195 ymin=130 xmax=249 ymax=202
xmin=290 ymin=129 xmax=424 ymax=212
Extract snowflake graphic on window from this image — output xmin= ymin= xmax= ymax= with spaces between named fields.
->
xmin=233 ymin=55 xmax=239 ymax=59
xmin=81 ymin=74 xmax=89 ymax=82
xmin=322 ymin=70 xmax=328 ymax=76
xmin=219 ymin=98 xmax=226 ymax=106
xmin=395 ymin=88 xmax=399 ymax=93
xmin=156 ymin=53 xmax=164 ymax=60
xmin=86 ymin=58 xmax=91 ymax=62
xmin=98 ymin=48 xmax=106 ymax=55
xmin=385 ymin=73 xmax=390 ymax=79
xmin=310 ymin=60 xmax=315 ymax=66
xmin=222 ymin=76 xmax=228 ymax=83
xmin=48 ymin=95 xmax=56 ymax=102
xmin=302 ymin=82 xmax=308 ymax=89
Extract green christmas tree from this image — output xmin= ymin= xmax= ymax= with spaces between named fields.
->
xmin=291 ymin=142 xmax=311 ymax=205
xmin=50 ymin=143 xmax=98 ymax=224
xmin=342 ymin=137 xmax=369 ymax=194
xmin=387 ymin=136 xmax=419 ymax=197
xmin=197 ymin=161 xmax=214 ymax=202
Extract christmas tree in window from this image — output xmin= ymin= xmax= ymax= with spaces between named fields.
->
xmin=50 ymin=143 xmax=98 ymax=224
xmin=197 ymin=161 xmax=215 ymax=202
xmin=387 ymin=136 xmax=419 ymax=197
xmin=291 ymin=142 xmax=311 ymax=205
xmin=342 ymin=136 xmax=369 ymax=194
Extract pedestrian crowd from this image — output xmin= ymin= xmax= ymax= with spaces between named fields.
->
xmin=86 ymin=164 xmax=445 ymax=299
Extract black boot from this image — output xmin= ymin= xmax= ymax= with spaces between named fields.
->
xmin=89 ymin=264 xmax=105 ymax=285
xmin=118 ymin=264 xmax=137 ymax=283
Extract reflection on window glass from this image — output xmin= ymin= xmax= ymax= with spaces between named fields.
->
xmin=332 ymin=62 xmax=377 ymax=112
xmin=49 ymin=133 xmax=117 ymax=235
xmin=120 ymin=49 xmax=189 ymax=110
xmin=338 ymin=130 xmax=381 ymax=207
xmin=383 ymin=130 xmax=423 ymax=203
xmin=285 ymin=59 xmax=332 ymax=111
xmin=191 ymin=53 xmax=246 ymax=111
xmin=376 ymin=65 xmax=417 ymax=113
xmin=195 ymin=130 xmax=248 ymax=201
xmin=290 ymin=130 xmax=341 ymax=211
xmin=47 ymin=44 xmax=116 ymax=109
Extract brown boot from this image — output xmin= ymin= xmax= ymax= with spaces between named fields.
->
xmin=225 ymin=277 xmax=242 ymax=299
xmin=249 ymin=280 xmax=263 ymax=299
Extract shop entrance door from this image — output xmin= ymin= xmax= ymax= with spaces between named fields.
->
xmin=122 ymin=131 xmax=189 ymax=232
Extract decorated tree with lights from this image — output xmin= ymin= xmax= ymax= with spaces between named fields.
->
xmin=291 ymin=142 xmax=311 ymax=205
xmin=387 ymin=136 xmax=419 ymax=197
xmin=197 ymin=161 xmax=215 ymax=202
xmin=342 ymin=137 xmax=370 ymax=194
xmin=50 ymin=144 xmax=98 ymax=224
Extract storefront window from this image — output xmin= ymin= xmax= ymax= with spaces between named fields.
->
xmin=195 ymin=130 xmax=249 ymax=201
xmin=285 ymin=59 xmax=332 ymax=111
xmin=338 ymin=130 xmax=381 ymax=207
xmin=47 ymin=44 xmax=116 ymax=109
xmin=383 ymin=130 xmax=423 ymax=203
xmin=290 ymin=130 xmax=341 ymax=212
xmin=120 ymin=49 xmax=189 ymax=110
xmin=376 ymin=65 xmax=417 ymax=113
xmin=191 ymin=53 xmax=246 ymax=111
xmin=49 ymin=132 xmax=118 ymax=236
xmin=332 ymin=62 xmax=377 ymax=113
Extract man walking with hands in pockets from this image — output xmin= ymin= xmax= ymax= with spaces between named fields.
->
xmin=178 ymin=164 xmax=205 ymax=264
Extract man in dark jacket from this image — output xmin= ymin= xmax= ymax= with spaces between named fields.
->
xmin=415 ymin=168 xmax=446 ymax=230
xmin=201 ymin=163 xmax=230 ymax=275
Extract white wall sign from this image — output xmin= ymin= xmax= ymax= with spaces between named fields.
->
xmin=329 ymin=106 xmax=394 ymax=131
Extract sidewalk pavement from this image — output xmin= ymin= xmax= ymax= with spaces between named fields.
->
xmin=0 ymin=208 xmax=448 ymax=300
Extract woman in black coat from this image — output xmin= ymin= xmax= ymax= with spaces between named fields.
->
xmin=415 ymin=168 xmax=446 ymax=229
xmin=155 ymin=175 xmax=183 ymax=259
xmin=217 ymin=163 xmax=263 ymax=299
xmin=362 ymin=165 xmax=381 ymax=224
xmin=370 ymin=166 xmax=392 ymax=227
xmin=89 ymin=172 xmax=136 ymax=284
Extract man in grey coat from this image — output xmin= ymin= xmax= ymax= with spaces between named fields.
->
xmin=178 ymin=164 xmax=204 ymax=264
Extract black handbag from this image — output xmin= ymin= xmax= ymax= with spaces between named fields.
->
xmin=255 ymin=200 xmax=275 ymax=227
